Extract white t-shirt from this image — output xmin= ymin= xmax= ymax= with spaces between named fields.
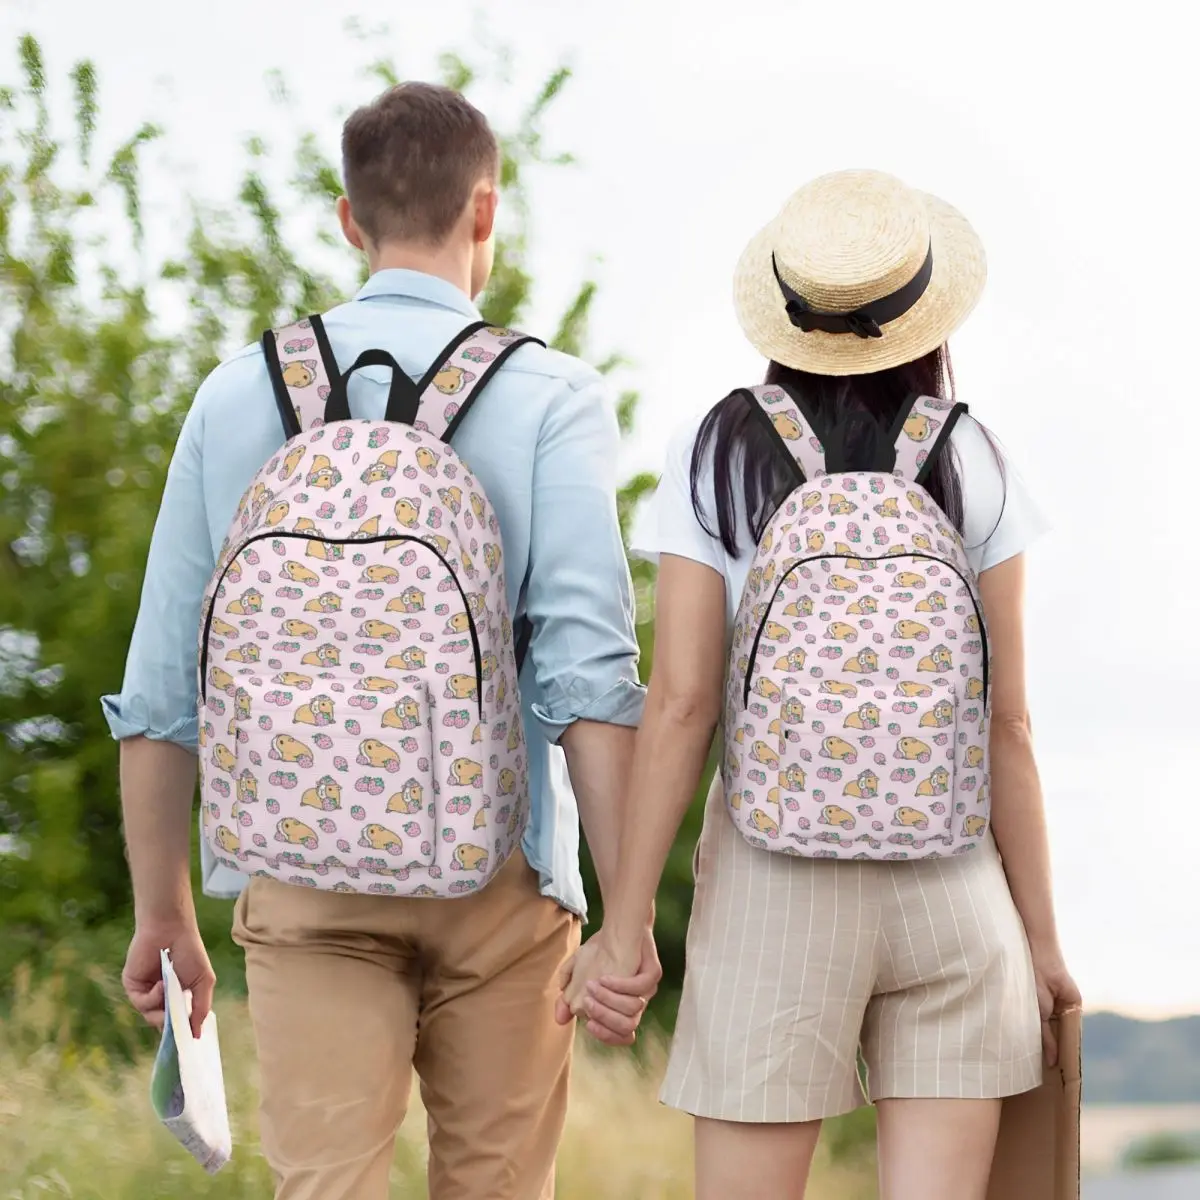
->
xmin=632 ymin=407 xmax=1048 ymax=630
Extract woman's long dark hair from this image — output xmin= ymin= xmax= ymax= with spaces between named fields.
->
xmin=690 ymin=345 xmax=1000 ymax=557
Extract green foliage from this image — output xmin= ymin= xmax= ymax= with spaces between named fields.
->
xmin=0 ymin=33 xmax=688 ymax=1050
xmin=821 ymin=1104 xmax=878 ymax=1166
xmin=1 ymin=36 xmax=193 ymax=977
xmin=1122 ymin=1131 xmax=1200 ymax=1170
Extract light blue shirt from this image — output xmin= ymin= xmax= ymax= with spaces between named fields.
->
xmin=102 ymin=269 xmax=645 ymax=918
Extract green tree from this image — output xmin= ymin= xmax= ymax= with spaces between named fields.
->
xmin=1 ymin=32 xmax=707 ymax=1046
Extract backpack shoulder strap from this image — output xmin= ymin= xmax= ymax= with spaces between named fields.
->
xmin=890 ymin=393 xmax=970 ymax=484
xmin=262 ymin=314 xmax=340 ymax=438
xmin=412 ymin=322 xmax=545 ymax=442
xmin=741 ymin=382 xmax=826 ymax=481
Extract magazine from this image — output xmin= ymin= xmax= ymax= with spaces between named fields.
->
xmin=148 ymin=948 xmax=232 ymax=1174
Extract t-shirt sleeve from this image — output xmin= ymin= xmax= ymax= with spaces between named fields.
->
xmin=630 ymin=416 xmax=724 ymax=574
xmin=955 ymin=414 xmax=1050 ymax=574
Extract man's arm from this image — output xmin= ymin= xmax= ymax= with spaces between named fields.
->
xmin=558 ymin=720 xmax=635 ymax=907
xmin=104 ymin=398 xmax=219 ymax=1037
xmin=521 ymin=371 xmax=660 ymax=1042
xmin=122 ymin=740 xmax=198 ymax=928
xmin=522 ymin=371 xmax=646 ymax=913
xmin=119 ymin=738 xmax=214 ymax=1038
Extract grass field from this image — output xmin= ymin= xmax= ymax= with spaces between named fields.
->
xmin=1 ymin=966 xmax=877 ymax=1199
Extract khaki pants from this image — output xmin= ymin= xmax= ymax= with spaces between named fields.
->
xmin=232 ymin=851 xmax=581 ymax=1200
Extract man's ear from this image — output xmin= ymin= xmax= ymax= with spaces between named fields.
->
xmin=337 ymin=195 xmax=366 ymax=252
xmin=472 ymin=180 xmax=498 ymax=245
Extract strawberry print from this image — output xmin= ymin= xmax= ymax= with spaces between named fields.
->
xmin=723 ymin=388 xmax=989 ymax=862
xmin=198 ymin=318 xmax=539 ymax=896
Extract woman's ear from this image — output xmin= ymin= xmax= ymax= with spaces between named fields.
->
xmin=337 ymin=195 xmax=366 ymax=252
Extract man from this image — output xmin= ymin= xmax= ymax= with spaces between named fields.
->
xmin=105 ymin=82 xmax=659 ymax=1200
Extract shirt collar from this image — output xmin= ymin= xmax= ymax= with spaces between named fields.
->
xmin=354 ymin=268 xmax=481 ymax=320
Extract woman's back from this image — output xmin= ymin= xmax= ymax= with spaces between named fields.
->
xmin=639 ymin=398 xmax=1045 ymax=631
xmin=563 ymin=167 xmax=1079 ymax=1200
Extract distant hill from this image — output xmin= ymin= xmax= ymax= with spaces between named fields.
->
xmin=1085 ymin=1013 xmax=1200 ymax=1104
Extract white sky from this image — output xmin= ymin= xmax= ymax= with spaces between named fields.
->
xmin=4 ymin=0 xmax=1198 ymax=1017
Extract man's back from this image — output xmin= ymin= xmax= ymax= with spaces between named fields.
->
xmin=192 ymin=270 xmax=596 ymax=601
xmin=106 ymin=267 xmax=643 ymax=912
xmin=110 ymin=80 xmax=652 ymax=1200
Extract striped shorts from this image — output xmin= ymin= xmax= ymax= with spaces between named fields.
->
xmin=660 ymin=777 xmax=1043 ymax=1123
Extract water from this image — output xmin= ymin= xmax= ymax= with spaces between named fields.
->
xmin=1085 ymin=1165 xmax=1200 ymax=1199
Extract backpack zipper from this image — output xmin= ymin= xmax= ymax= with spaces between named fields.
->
xmin=200 ymin=531 xmax=485 ymax=719
xmin=741 ymin=552 xmax=988 ymax=710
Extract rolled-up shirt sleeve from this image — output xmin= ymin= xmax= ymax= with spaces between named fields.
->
xmin=524 ymin=374 xmax=646 ymax=742
xmin=100 ymin=395 xmax=216 ymax=751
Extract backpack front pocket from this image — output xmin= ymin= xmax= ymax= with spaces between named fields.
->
xmin=756 ymin=680 xmax=960 ymax=856
xmin=873 ymin=682 xmax=958 ymax=853
xmin=203 ymin=673 xmax=445 ymax=891
xmin=781 ymin=680 xmax=877 ymax=854
xmin=355 ymin=680 xmax=438 ymax=877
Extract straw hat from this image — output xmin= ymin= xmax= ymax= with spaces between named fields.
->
xmin=733 ymin=169 xmax=986 ymax=376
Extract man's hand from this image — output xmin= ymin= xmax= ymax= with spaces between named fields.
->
xmin=118 ymin=737 xmax=210 ymax=1037
xmin=555 ymin=925 xmax=660 ymax=1047
xmin=123 ymin=921 xmax=215 ymax=1041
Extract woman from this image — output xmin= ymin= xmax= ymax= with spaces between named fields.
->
xmin=562 ymin=170 xmax=1080 ymax=1199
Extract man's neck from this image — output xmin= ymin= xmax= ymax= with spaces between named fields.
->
xmin=366 ymin=241 xmax=473 ymax=300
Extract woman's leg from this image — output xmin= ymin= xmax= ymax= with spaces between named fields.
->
xmin=665 ymin=781 xmax=878 ymax=1199
xmin=863 ymin=843 xmax=1042 ymax=1200
xmin=875 ymin=1098 xmax=1001 ymax=1200
xmin=695 ymin=1117 xmax=823 ymax=1200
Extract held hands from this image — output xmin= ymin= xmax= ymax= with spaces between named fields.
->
xmin=122 ymin=920 xmax=215 ymax=1041
xmin=555 ymin=926 xmax=661 ymax=1047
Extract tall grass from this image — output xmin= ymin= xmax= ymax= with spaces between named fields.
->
xmin=1 ymin=967 xmax=877 ymax=1198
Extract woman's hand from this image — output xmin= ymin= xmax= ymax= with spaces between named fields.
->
xmin=1031 ymin=944 xmax=1081 ymax=1066
xmin=555 ymin=926 xmax=660 ymax=1046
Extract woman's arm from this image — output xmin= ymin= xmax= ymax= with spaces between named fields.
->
xmin=978 ymin=553 xmax=1080 ymax=1061
xmin=560 ymin=552 xmax=727 ymax=1009
xmin=977 ymin=554 xmax=1056 ymax=944
xmin=606 ymin=553 xmax=727 ymax=948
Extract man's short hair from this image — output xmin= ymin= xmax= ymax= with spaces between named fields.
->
xmin=341 ymin=82 xmax=499 ymax=246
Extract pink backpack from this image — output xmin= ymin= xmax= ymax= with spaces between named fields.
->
xmin=197 ymin=314 xmax=541 ymax=896
xmin=723 ymin=385 xmax=990 ymax=861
